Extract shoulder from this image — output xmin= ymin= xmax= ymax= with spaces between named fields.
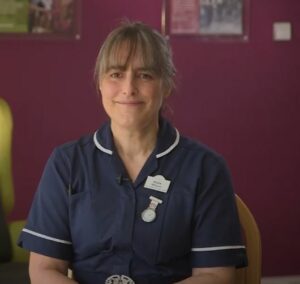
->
xmin=50 ymin=132 xmax=95 ymax=163
xmin=178 ymin=134 xmax=227 ymax=168
xmin=159 ymin=118 xmax=225 ymax=168
xmin=57 ymin=133 xmax=94 ymax=151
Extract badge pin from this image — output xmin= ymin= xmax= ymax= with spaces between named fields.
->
xmin=144 ymin=175 xmax=171 ymax=193
xmin=105 ymin=274 xmax=135 ymax=284
xmin=141 ymin=196 xmax=163 ymax=223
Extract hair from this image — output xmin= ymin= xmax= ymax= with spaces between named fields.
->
xmin=94 ymin=21 xmax=176 ymax=94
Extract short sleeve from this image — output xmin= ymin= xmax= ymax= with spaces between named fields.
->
xmin=18 ymin=148 xmax=73 ymax=260
xmin=191 ymin=155 xmax=247 ymax=268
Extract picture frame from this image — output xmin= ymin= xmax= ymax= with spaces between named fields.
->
xmin=162 ymin=0 xmax=249 ymax=41
xmin=0 ymin=0 xmax=81 ymax=40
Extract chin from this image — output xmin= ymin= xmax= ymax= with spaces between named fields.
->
xmin=113 ymin=118 xmax=150 ymax=130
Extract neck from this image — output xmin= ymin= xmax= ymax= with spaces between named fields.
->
xmin=110 ymin=120 xmax=159 ymax=182
xmin=111 ymin=121 xmax=159 ymax=158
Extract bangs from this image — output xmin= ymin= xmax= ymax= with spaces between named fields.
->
xmin=100 ymin=31 xmax=161 ymax=76
xmin=94 ymin=21 xmax=176 ymax=94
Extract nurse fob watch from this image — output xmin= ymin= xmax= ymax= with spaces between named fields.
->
xmin=141 ymin=196 xmax=162 ymax=223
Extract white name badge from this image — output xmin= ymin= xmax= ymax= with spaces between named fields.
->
xmin=144 ymin=175 xmax=171 ymax=193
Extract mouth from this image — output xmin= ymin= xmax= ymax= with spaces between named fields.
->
xmin=115 ymin=101 xmax=144 ymax=106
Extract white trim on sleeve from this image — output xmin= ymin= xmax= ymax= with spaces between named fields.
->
xmin=22 ymin=228 xmax=72 ymax=245
xmin=191 ymin=245 xmax=245 ymax=252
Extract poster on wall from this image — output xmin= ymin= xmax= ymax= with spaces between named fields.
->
xmin=0 ymin=0 xmax=80 ymax=39
xmin=163 ymin=0 xmax=248 ymax=40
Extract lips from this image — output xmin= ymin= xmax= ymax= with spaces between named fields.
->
xmin=115 ymin=101 xmax=144 ymax=105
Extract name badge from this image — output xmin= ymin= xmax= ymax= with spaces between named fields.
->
xmin=144 ymin=175 xmax=170 ymax=193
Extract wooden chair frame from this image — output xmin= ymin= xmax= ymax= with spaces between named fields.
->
xmin=235 ymin=194 xmax=262 ymax=284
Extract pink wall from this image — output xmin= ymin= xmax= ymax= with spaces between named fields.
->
xmin=1 ymin=0 xmax=299 ymax=277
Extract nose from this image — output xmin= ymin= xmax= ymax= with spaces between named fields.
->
xmin=122 ymin=75 xmax=137 ymax=96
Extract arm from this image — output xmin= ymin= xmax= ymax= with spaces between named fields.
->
xmin=175 ymin=267 xmax=235 ymax=284
xmin=29 ymin=252 xmax=78 ymax=284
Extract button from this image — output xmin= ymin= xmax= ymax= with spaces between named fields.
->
xmin=105 ymin=274 xmax=135 ymax=284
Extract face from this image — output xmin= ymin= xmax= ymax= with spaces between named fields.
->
xmin=99 ymin=49 xmax=169 ymax=131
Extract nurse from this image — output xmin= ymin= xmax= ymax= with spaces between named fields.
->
xmin=18 ymin=21 xmax=247 ymax=284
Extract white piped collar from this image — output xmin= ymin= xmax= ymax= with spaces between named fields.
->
xmin=156 ymin=128 xmax=179 ymax=158
xmin=93 ymin=132 xmax=113 ymax=155
xmin=93 ymin=123 xmax=180 ymax=159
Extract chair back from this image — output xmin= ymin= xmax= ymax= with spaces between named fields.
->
xmin=0 ymin=98 xmax=14 ymax=217
xmin=0 ymin=98 xmax=29 ymax=264
xmin=235 ymin=195 xmax=262 ymax=284
xmin=0 ymin=193 xmax=12 ymax=262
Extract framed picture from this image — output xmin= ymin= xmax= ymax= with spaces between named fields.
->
xmin=162 ymin=0 xmax=249 ymax=41
xmin=0 ymin=0 xmax=81 ymax=39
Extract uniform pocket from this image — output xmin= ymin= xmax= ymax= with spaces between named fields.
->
xmin=133 ymin=181 xmax=195 ymax=266
xmin=69 ymin=191 xmax=117 ymax=261
xmin=155 ymin=181 xmax=195 ymax=264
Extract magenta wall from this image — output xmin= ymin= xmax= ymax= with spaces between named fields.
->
xmin=1 ymin=0 xmax=299 ymax=277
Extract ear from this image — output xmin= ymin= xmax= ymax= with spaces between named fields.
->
xmin=161 ymin=80 xmax=172 ymax=99
xmin=98 ymin=79 xmax=102 ymax=94
xmin=163 ymin=87 xmax=172 ymax=99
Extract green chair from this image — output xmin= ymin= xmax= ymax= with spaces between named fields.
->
xmin=0 ymin=98 xmax=30 ymax=283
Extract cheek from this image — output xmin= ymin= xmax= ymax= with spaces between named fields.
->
xmin=99 ymin=86 xmax=111 ymax=110
xmin=99 ymin=86 xmax=111 ymax=103
xmin=101 ymin=96 xmax=113 ymax=118
xmin=154 ymin=87 xmax=168 ymax=107
xmin=100 ymin=82 xmax=119 ymax=98
xmin=101 ymin=93 xmax=112 ymax=111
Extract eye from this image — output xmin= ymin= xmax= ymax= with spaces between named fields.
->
xmin=110 ymin=72 xmax=122 ymax=79
xmin=138 ymin=72 xmax=154 ymax=80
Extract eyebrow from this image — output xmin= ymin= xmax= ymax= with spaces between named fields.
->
xmin=106 ymin=65 xmax=127 ymax=71
xmin=107 ymin=65 xmax=156 ymax=73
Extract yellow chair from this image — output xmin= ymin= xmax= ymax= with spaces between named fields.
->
xmin=0 ymin=98 xmax=29 ymax=278
xmin=0 ymin=98 xmax=14 ymax=217
xmin=235 ymin=194 xmax=262 ymax=284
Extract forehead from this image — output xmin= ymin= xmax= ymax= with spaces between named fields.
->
xmin=111 ymin=47 xmax=142 ymax=66
xmin=104 ymin=39 xmax=157 ymax=72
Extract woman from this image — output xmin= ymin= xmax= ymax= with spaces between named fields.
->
xmin=18 ymin=21 xmax=247 ymax=284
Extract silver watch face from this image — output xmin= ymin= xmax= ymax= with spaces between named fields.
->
xmin=141 ymin=208 xmax=156 ymax=222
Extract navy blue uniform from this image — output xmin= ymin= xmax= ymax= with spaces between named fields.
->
xmin=18 ymin=118 xmax=247 ymax=283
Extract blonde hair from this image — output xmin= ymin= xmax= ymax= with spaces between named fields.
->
xmin=94 ymin=21 xmax=176 ymax=93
